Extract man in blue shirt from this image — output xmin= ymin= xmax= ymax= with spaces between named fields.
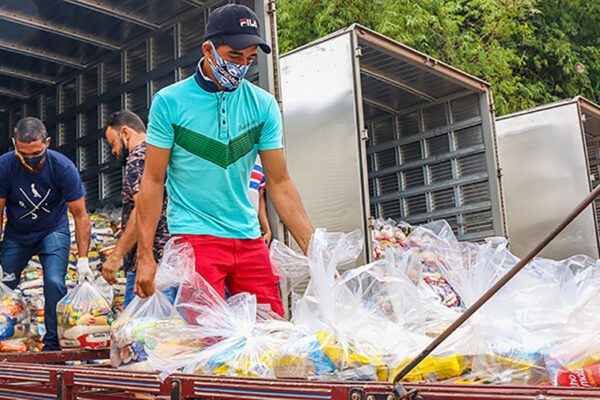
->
xmin=0 ymin=117 xmax=92 ymax=350
xmin=135 ymin=4 xmax=313 ymax=317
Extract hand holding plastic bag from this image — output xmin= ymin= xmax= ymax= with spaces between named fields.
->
xmin=111 ymin=238 xmax=194 ymax=371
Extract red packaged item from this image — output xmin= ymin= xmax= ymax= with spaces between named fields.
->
xmin=557 ymin=362 xmax=600 ymax=387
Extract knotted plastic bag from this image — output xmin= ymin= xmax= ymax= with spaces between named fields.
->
xmin=57 ymin=280 xmax=115 ymax=349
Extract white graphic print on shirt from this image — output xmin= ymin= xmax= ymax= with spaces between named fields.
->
xmin=18 ymin=184 xmax=51 ymax=220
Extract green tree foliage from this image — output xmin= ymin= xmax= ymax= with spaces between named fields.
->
xmin=277 ymin=0 xmax=599 ymax=115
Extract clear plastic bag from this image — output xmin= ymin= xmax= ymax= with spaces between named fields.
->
xmin=0 ymin=267 xmax=30 ymax=352
xmin=57 ymin=280 xmax=115 ymax=349
xmin=286 ymin=229 xmax=396 ymax=381
xmin=147 ymin=254 xmax=297 ymax=379
xmin=110 ymin=238 xmax=194 ymax=371
xmin=111 ymin=292 xmax=186 ymax=371
xmin=181 ymin=293 xmax=297 ymax=379
xmin=270 ymin=230 xmax=364 ymax=298
xmin=154 ymin=238 xmax=195 ymax=292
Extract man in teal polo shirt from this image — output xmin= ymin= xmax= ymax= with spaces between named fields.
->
xmin=134 ymin=4 xmax=313 ymax=316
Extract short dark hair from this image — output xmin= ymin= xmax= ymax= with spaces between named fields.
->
xmin=105 ymin=110 xmax=146 ymax=133
xmin=13 ymin=117 xmax=48 ymax=143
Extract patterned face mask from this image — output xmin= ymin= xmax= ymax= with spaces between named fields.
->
xmin=207 ymin=41 xmax=252 ymax=91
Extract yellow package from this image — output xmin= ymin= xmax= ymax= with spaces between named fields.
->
xmin=316 ymin=331 xmax=369 ymax=367
xmin=392 ymin=354 xmax=467 ymax=382
xmin=316 ymin=331 xmax=387 ymax=380
xmin=212 ymin=350 xmax=276 ymax=378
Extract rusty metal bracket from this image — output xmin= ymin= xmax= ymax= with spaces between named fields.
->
xmin=350 ymin=389 xmax=364 ymax=400
xmin=56 ymin=372 xmax=63 ymax=400
xmin=171 ymin=378 xmax=181 ymax=400
xmin=392 ymin=382 xmax=418 ymax=400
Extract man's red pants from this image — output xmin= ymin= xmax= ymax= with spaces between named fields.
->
xmin=178 ymin=235 xmax=284 ymax=317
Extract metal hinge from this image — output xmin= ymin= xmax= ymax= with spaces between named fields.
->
xmin=361 ymin=128 xmax=369 ymax=142
xmin=355 ymin=46 xmax=363 ymax=57
xmin=367 ymin=216 xmax=375 ymax=229
xmin=267 ymin=0 xmax=276 ymax=13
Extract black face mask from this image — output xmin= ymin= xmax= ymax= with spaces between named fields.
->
xmin=23 ymin=152 xmax=46 ymax=170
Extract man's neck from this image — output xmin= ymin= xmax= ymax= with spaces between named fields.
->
xmin=128 ymin=134 xmax=146 ymax=152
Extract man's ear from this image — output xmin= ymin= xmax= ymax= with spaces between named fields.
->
xmin=202 ymin=40 xmax=213 ymax=59
xmin=121 ymin=126 xmax=131 ymax=141
xmin=46 ymin=137 xmax=52 ymax=148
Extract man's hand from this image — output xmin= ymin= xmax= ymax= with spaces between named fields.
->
xmin=134 ymin=255 xmax=157 ymax=298
xmin=101 ymin=254 xmax=123 ymax=285
xmin=263 ymin=230 xmax=272 ymax=246
xmin=77 ymin=257 xmax=94 ymax=284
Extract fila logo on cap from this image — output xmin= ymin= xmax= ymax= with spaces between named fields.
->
xmin=240 ymin=18 xmax=257 ymax=28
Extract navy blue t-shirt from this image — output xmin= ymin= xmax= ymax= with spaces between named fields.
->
xmin=0 ymin=149 xmax=85 ymax=244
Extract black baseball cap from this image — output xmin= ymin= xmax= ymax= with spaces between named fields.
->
xmin=204 ymin=4 xmax=272 ymax=54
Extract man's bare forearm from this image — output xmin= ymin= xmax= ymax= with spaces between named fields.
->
xmin=268 ymin=179 xmax=313 ymax=254
xmin=74 ymin=216 xmax=91 ymax=258
xmin=113 ymin=209 xmax=138 ymax=258
xmin=136 ymin=177 xmax=163 ymax=259
xmin=258 ymin=191 xmax=270 ymax=234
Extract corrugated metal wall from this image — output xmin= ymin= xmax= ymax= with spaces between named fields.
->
xmin=0 ymin=0 xmax=267 ymax=209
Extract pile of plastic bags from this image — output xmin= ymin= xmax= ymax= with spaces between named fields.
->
xmin=368 ymin=218 xmax=600 ymax=386
xmin=7 ymin=210 xmax=125 ymax=351
xmin=110 ymin=218 xmax=600 ymax=388
xmin=0 ymin=268 xmax=31 ymax=353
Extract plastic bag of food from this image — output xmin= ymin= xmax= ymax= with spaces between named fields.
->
xmin=147 ymin=252 xmax=296 ymax=379
xmin=542 ymin=260 xmax=600 ymax=387
xmin=283 ymin=229 xmax=394 ymax=381
xmin=111 ymin=292 xmax=186 ymax=372
xmin=57 ymin=280 xmax=115 ymax=349
xmin=270 ymin=230 xmax=364 ymax=298
xmin=110 ymin=238 xmax=194 ymax=371
xmin=0 ymin=267 xmax=31 ymax=347
xmin=545 ymin=334 xmax=600 ymax=387
xmin=182 ymin=293 xmax=296 ymax=379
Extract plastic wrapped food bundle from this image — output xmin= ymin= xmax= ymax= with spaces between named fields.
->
xmin=111 ymin=292 xmax=186 ymax=372
xmin=371 ymin=218 xmax=600 ymax=386
xmin=57 ymin=280 xmax=115 ymax=349
xmin=178 ymin=293 xmax=296 ymax=379
xmin=111 ymin=238 xmax=192 ymax=372
xmin=541 ymin=258 xmax=600 ymax=388
xmin=546 ymin=335 xmax=600 ymax=387
xmin=4 ymin=210 xmax=124 ymax=351
xmin=0 ymin=268 xmax=31 ymax=352
xmin=273 ymin=229 xmax=467 ymax=383
xmin=145 ymin=241 xmax=297 ymax=379
xmin=283 ymin=229 xmax=395 ymax=381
